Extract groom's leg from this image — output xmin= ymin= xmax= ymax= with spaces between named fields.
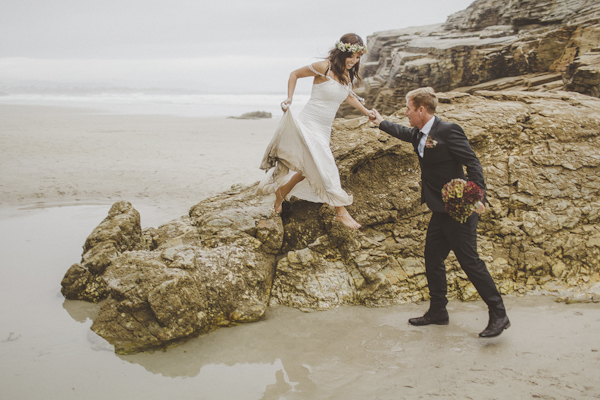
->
xmin=446 ymin=213 xmax=506 ymax=317
xmin=424 ymin=212 xmax=452 ymax=311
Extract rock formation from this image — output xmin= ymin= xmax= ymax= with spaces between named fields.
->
xmin=61 ymin=202 xmax=144 ymax=302
xmin=62 ymin=191 xmax=283 ymax=354
xmin=341 ymin=0 xmax=600 ymax=117
xmin=62 ymin=89 xmax=600 ymax=353
xmin=228 ymin=111 xmax=272 ymax=119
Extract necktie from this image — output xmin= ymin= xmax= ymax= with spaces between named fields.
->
xmin=417 ymin=131 xmax=424 ymax=157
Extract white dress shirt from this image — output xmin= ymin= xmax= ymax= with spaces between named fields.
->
xmin=417 ymin=116 xmax=435 ymax=158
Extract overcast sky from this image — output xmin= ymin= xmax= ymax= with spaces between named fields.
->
xmin=0 ymin=0 xmax=474 ymax=93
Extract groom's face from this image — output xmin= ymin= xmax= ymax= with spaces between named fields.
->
xmin=405 ymin=99 xmax=424 ymax=129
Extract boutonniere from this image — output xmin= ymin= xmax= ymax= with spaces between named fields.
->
xmin=425 ymin=136 xmax=438 ymax=148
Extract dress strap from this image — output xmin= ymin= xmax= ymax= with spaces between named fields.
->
xmin=308 ymin=63 xmax=330 ymax=79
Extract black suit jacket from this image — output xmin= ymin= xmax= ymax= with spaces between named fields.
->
xmin=379 ymin=116 xmax=486 ymax=213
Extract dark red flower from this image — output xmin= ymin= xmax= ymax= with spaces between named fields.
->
xmin=442 ymin=179 xmax=484 ymax=223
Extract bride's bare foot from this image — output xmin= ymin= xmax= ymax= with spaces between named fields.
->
xmin=274 ymin=189 xmax=284 ymax=213
xmin=336 ymin=212 xmax=361 ymax=230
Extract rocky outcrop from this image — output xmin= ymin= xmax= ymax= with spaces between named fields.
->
xmin=62 ymin=90 xmax=600 ymax=353
xmin=228 ymin=111 xmax=272 ymax=119
xmin=61 ymin=201 xmax=145 ymax=302
xmin=343 ymin=0 xmax=600 ymax=117
xmin=276 ymin=90 xmax=600 ymax=311
xmin=63 ymin=190 xmax=283 ymax=354
xmin=565 ymin=49 xmax=600 ymax=97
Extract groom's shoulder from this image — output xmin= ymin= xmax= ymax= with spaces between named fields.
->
xmin=435 ymin=117 xmax=464 ymax=132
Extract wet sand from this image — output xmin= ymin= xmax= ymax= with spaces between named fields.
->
xmin=1 ymin=105 xmax=599 ymax=399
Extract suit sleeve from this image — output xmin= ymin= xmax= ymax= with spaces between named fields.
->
xmin=379 ymin=120 xmax=413 ymax=143
xmin=445 ymin=123 xmax=486 ymax=201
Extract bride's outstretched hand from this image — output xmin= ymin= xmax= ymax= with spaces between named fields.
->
xmin=281 ymin=98 xmax=292 ymax=112
xmin=369 ymin=108 xmax=383 ymax=126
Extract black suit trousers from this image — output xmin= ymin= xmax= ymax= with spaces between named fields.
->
xmin=424 ymin=212 xmax=506 ymax=317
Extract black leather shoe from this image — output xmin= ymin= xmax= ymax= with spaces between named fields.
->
xmin=408 ymin=309 xmax=449 ymax=326
xmin=479 ymin=316 xmax=510 ymax=338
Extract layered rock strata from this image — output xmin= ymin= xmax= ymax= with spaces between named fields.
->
xmin=62 ymin=90 xmax=600 ymax=353
xmin=343 ymin=0 xmax=600 ymax=117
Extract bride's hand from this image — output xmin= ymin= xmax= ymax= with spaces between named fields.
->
xmin=281 ymin=98 xmax=292 ymax=112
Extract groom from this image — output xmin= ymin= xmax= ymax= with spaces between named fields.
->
xmin=369 ymin=87 xmax=509 ymax=338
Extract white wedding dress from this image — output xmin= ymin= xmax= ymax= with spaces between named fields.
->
xmin=258 ymin=66 xmax=354 ymax=207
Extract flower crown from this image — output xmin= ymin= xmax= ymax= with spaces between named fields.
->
xmin=335 ymin=41 xmax=367 ymax=54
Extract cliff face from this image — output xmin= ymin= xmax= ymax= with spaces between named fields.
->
xmin=443 ymin=0 xmax=598 ymax=30
xmin=342 ymin=0 xmax=600 ymax=116
xmin=62 ymin=90 xmax=600 ymax=353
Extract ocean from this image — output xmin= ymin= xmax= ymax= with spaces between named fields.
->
xmin=0 ymin=91 xmax=311 ymax=118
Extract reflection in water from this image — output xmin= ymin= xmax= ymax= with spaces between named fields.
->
xmin=62 ymin=299 xmax=101 ymax=323
xmin=62 ymin=299 xmax=115 ymax=352
xmin=72 ymin=296 xmax=600 ymax=399
xmin=261 ymin=367 xmax=294 ymax=399
xmin=104 ymin=304 xmax=446 ymax=397
xmin=87 ymin=330 xmax=115 ymax=352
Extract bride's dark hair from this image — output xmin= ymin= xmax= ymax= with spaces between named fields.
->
xmin=328 ymin=33 xmax=365 ymax=86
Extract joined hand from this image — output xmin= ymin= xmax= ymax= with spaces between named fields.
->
xmin=369 ymin=108 xmax=383 ymax=126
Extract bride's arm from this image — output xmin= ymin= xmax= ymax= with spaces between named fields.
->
xmin=282 ymin=61 xmax=329 ymax=111
xmin=345 ymin=93 xmax=371 ymax=117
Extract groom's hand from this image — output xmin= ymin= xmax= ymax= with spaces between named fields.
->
xmin=474 ymin=201 xmax=486 ymax=214
xmin=369 ymin=108 xmax=383 ymax=126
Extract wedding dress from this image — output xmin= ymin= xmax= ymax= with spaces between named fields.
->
xmin=258 ymin=65 xmax=354 ymax=207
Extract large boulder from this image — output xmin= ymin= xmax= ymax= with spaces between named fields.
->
xmin=63 ymin=189 xmax=283 ymax=354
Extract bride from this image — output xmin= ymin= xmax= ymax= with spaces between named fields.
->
xmin=258 ymin=33 xmax=372 ymax=230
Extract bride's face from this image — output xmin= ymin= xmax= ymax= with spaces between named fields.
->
xmin=345 ymin=53 xmax=362 ymax=71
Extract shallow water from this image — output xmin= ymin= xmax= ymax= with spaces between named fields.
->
xmin=1 ymin=205 xmax=600 ymax=399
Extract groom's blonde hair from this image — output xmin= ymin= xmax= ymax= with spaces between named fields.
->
xmin=406 ymin=87 xmax=438 ymax=114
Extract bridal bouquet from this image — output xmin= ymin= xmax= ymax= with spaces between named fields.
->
xmin=441 ymin=178 xmax=484 ymax=223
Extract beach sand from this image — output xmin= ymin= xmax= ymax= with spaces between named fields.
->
xmin=0 ymin=104 xmax=279 ymax=222
xmin=1 ymin=105 xmax=599 ymax=399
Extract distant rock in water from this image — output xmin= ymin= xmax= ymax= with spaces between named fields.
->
xmin=61 ymin=89 xmax=600 ymax=354
xmin=228 ymin=111 xmax=272 ymax=119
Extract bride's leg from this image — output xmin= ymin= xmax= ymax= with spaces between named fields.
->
xmin=335 ymin=206 xmax=361 ymax=230
xmin=275 ymin=172 xmax=305 ymax=213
